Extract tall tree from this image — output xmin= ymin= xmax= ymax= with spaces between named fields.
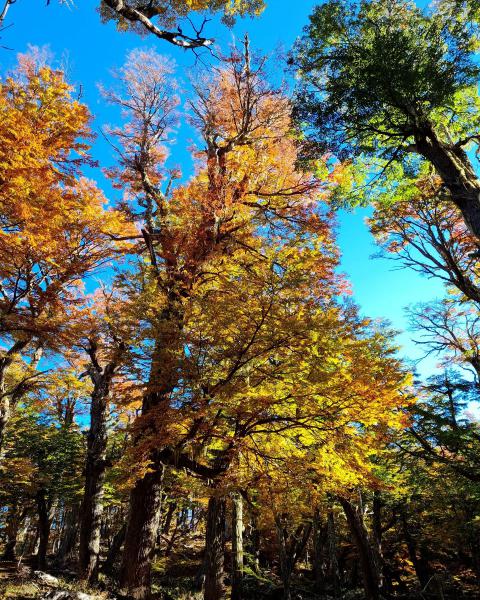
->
xmin=292 ymin=0 xmax=480 ymax=239
xmin=78 ymin=293 xmax=130 ymax=584
xmin=102 ymin=41 xmax=347 ymax=599
xmin=0 ymin=54 xmax=130 ymax=456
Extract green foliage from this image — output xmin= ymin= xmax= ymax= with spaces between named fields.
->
xmin=292 ymin=0 xmax=480 ymax=206
xmin=0 ymin=401 xmax=85 ymax=508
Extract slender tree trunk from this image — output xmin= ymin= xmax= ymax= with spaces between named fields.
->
xmin=327 ymin=510 xmax=341 ymax=598
xmin=204 ymin=496 xmax=227 ymax=600
xmin=312 ymin=509 xmax=327 ymax=593
xmin=0 ymin=392 xmax=10 ymax=460
xmin=276 ymin=518 xmax=312 ymax=600
xmin=339 ymin=496 xmax=380 ymax=600
xmin=78 ymin=368 xmax=112 ymax=583
xmin=372 ymin=491 xmax=385 ymax=591
xmin=2 ymin=502 xmax=20 ymax=561
xmin=162 ymin=501 xmax=177 ymax=537
xmin=119 ymin=466 xmax=165 ymax=599
xmin=231 ymin=493 xmax=243 ymax=600
xmin=401 ymin=512 xmax=430 ymax=589
xmin=36 ymin=489 xmax=51 ymax=571
xmin=247 ymin=512 xmax=261 ymax=574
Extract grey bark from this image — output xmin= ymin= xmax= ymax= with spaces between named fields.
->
xmin=231 ymin=493 xmax=244 ymax=600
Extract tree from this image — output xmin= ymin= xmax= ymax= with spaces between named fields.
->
xmin=0 ymin=54 xmax=131 ymax=456
xmin=77 ymin=292 xmax=131 ymax=584
xmin=399 ymin=372 xmax=480 ymax=484
xmin=291 ymin=0 xmax=480 ymax=240
xmin=0 ymin=371 xmax=88 ymax=569
xmin=407 ymin=300 xmax=480 ymax=380
xmin=100 ymin=41 xmax=344 ymax=599
xmin=368 ymin=177 xmax=480 ymax=305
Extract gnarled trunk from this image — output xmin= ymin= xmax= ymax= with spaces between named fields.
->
xmin=119 ymin=465 xmax=165 ymax=599
xmin=204 ymin=496 xmax=226 ymax=600
xmin=414 ymin=122 xmax=480 ymax=240
xmin=119 ymin=297 xmax=184 ymax=599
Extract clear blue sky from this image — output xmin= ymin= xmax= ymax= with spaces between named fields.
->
xmin=0 ymin=0 xmax=446 ymax=377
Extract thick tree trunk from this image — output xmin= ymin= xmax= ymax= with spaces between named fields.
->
xmin=231 ymin=493 xmax=244 ymax=600
xmin=414 ymin=122 xmax=480 ymax=240
xmin=119 ymin=298 xmax=184 ymax=598
xmin=78 ymin=371 xmax=112 ymax=583
xmin=56 ymin=505 xmax=80 ymax=567
xmin=339 ymin=496 xmax=381 ymax=600
xmin=203 ymin=496 xmax=226 ymax=600
xmin=36 ymin=489 xmax=51 ymax=571
xmin=119 ymin=466 xmax=165 ymax=599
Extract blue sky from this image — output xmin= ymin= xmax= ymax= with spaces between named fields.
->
xmin=0 ymin=0 xmax=447 ymax=378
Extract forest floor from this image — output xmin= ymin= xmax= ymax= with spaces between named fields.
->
xmin=0 ymin=555 xmax=478 ymax=600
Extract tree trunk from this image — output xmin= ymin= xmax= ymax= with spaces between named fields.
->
xmin=203 ymin=496 xmax=226 ymax=600
xmin=339 ymin=496 xmax=380 ymax=600
xmin=372 ymin=491 xmax=385 ymax=591
xmin=0 ymin=392 xmax=11 ymax=460
xmin=36 ymin=489 xmax=51 ymax=571
xmin=119 ymin=465 xmax=165 ymax=599
xmin=2 ymin=502 xmax=21 ymax=561
xmin=401 ymin=512 xmax=430 ymax=589
xmin=247 ymin=511 xmax=261 ymax=574
xmin=119 ymin=298 xmax=184 ymax=598
xmin=231 ymin=493 xmax=243 ymax=600
xmin=312 ymin=509 xmax=327 ymax=593
xmin=327 ymin=510 xmax=341 ymax=598
xmin=275 ymin=518 xmax=312 ymax=600
xmin=102 ymin=522 xmax=127 ymax=576
xmin=78 ymin=370 xmax=112 ymax=583
xmin=414 ymin=122 xmax=480 ymax=240
xmin=56 ymin=504 xmax=80 ymax=567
